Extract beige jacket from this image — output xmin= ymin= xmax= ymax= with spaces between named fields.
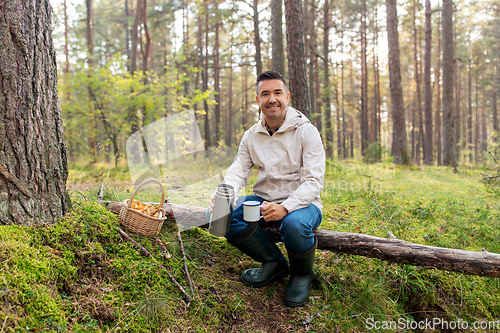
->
xmin=223 ymin=107 xmax=325 ymax=213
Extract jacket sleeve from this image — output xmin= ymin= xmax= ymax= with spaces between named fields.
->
xmin=222 ymin=132 xmax=254 ymax=198
xmin=280 ymin=125 xmax=325 ymax=213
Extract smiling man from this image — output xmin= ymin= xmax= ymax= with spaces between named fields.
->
xmin=208 ymin=71 xmax=325 ymax=307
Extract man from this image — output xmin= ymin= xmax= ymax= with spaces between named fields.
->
xmin=209 ymin=71 xmax=325 ymax=307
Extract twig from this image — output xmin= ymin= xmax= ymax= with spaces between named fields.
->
xmin=482 ymin=175 xmax=500 ymax=181
xmin=0 ymin=162 xmax=31 ymax=197
xmin=76 ymin=191 xmax=90 ymax=201
xmin=177 ymin=231 xmax=194 ymax=296
xmin=117 ymin=228 xmax=193 ymax=303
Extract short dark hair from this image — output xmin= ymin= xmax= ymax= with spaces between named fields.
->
xmin=255 ymin=71 xmax=287 ymax=95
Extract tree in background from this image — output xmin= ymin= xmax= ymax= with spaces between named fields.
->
xmin=271 ymin=0 xmax=285 ymax=74
xmin=423 ymin=0 xmax=433 ymax=165
xmin=0 ymin=0 xmax=70 ymax=225
xmin=285 ymin=0 xmax=311 ymax=118
xmin=442 ymin=0 xmax=456 ymax=167
xmin=386 ymin=0 xmax=410 ymax=164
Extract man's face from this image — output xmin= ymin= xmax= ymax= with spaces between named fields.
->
xmin=255 ymin=79 xmax=290 ymax=122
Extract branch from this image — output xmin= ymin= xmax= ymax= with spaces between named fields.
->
xmin=104 ymin=202 xmax=500 ymax=278
xmin=117 ymin=227 xmax=193 ymax=303
xmin=0 ymin=162 xmax=31 ymax=197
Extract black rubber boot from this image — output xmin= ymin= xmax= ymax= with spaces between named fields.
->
xmin=284 ymin=238 xmax=317 ymax=307
xmin=228 ymin=223 xmax=289 ymax=288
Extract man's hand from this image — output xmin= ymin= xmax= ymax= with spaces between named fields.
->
xmin=209 ymin=193 xmax=237 ymax=213
xmin=261 ymin=201 xmax=288 ymax=222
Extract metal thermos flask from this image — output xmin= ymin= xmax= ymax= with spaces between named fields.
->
xmin=209 ymin=184 xmax=235 ymax=237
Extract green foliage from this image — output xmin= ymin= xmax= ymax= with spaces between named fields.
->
xmin=60 ymin=57 xmax=214 ymax=167
xmin=4 ymin=161 xmax=500 ymax=331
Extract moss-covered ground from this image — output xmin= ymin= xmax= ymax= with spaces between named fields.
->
xmin=1 ymin=160 xmax=500 ymax=332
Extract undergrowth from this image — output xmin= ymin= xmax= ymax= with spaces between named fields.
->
xmin=1 ymin=161 xmax=500 ymax=332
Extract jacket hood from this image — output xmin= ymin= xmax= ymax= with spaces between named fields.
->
xmin=258 ymin=106 xmax=310 ymax=134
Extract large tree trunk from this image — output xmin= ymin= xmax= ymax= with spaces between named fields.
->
xmin=103 ymin=201 xmax=500 ymax=278
xmin=386 ymin=0 xmax=410 ymax=164
xmin=424 ymin=0 xmax=433 ymax=165
xmin=285 ymin=0 xmax=311 ymax=118
xmin=442 ymin=0 xmax=456 ymax=167
xmin=0 ymin=0 xmax=70 ymax=225
xmin=271 ymin=0 xmax=285 ymax=74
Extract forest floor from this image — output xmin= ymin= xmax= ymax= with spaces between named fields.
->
xmin=2 ymin=160 xmax=500 ymax=332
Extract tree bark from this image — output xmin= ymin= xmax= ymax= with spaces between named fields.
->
xmin=0 ymin=0 xmax=70 ymax=225
xmin=323 ymin=0 xmax=333 ymax=159
xmin=214 ymin=0 xmax=221 ymax=146
xmin=435 ymin=13 xmax=442 ymax=165
xmin=413 ymin=1 xmax=423 ymax=164
xmin=423 ymin=0 xmax=433 ymax=165
xmin=271 ymin=0 xmax=285 ymax=74
xmin=102 ymin=201 xmax=500 ymax=278
xmin=386 ymin=0 xmax=410 ymax=164
xmin=253 ymin=0 xmax=262 ymax=76
xmin=467 ymin=59 xmax=472 ymax=163
xmin=125 ymin=0 xmax=131 ymax=72
xmin=285 ymin=0 xmax=311 ymax=118
xmin=442 ymin=0 xmax=456 ymax=167
xmin=373 ymin=0 xmax=381 ymax=156
xmin=360 ymin=0 xmax=369 ymax=154
xmin=493 ymin=85 xmax=498 ymax=143
xmin=203 ymin=0 xmax=211 ymax=148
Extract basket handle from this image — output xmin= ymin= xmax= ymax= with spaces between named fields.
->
xmin=128 ymin=178 xmax=165 ymax=216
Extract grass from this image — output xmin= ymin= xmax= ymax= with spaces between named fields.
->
xmin=1 ymin=160 xmax=500 ymax=332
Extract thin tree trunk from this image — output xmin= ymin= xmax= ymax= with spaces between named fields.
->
xmin=226 ymin=33 xmax=234 ymax=147
xmin=130 ymin=0 xmax=141 ymax=74
xmin=435 ymin=13 xmax=442 ymax=165
xmin=253 ymin=0 xmax=262 ymax=76
xmin=323 ymin=0 xmax=333 ymax=159
xmin=342 ymin=34 xmax=347 ymax=158
xmin=243 ymin=65 xmax=248 ymax=131
xmin=475 ymin=67 xmax=479 ymax=163
xmin=455 ymin=61 xmax=461 ymax=162
xmin=413 ymin=1 xmax=423 ymax=164
xmin=183 ymin=0 xmax=190 ymax=97
xmin=0 ymin=0 xmax=70 ymax=225
xmin=386 ymin=0 xmax=410 ymax=164
xmin=423 ymin=0 xmax=433 ymax=165
xmin=373 ymin=0 xmax=381 ymax=157
xmin=285 ymin=0 xmax=311 ymax=118
xmin=493 ymin=82 xmax=498 ymax=143
xmin=203 ymin=0 xmax=210 ymax=148
xmin=442 ymin=0 xmax=456 ymax=167
xmin=64 ymin=0 xmax=70 ymax=74
xmin=86 ymin=0 xmax=97 ymax=162
xmin=360 ymin=0 xmax=369 ymax=154
xmin=141 ymin=0 xmax=151 ymax=73
xmin=214 ymin=0 xmax=220 ymax=146
xmin=271 ymin=0 xmax=285 ymax=74
xmin=468 ymin=59 xmax=473 ymax=163
xmin=125 ymin=0 xmax=131 ymax=72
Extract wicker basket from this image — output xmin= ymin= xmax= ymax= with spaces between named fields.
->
xmin=119 ymin=178 xmax=166 ymax=236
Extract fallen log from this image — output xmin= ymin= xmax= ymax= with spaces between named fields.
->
xmin=101 ymin=201 xmax=500 ymax=278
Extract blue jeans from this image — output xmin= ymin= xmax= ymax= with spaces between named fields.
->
xmin=207 ymin=195 xmax=322 ymax=253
